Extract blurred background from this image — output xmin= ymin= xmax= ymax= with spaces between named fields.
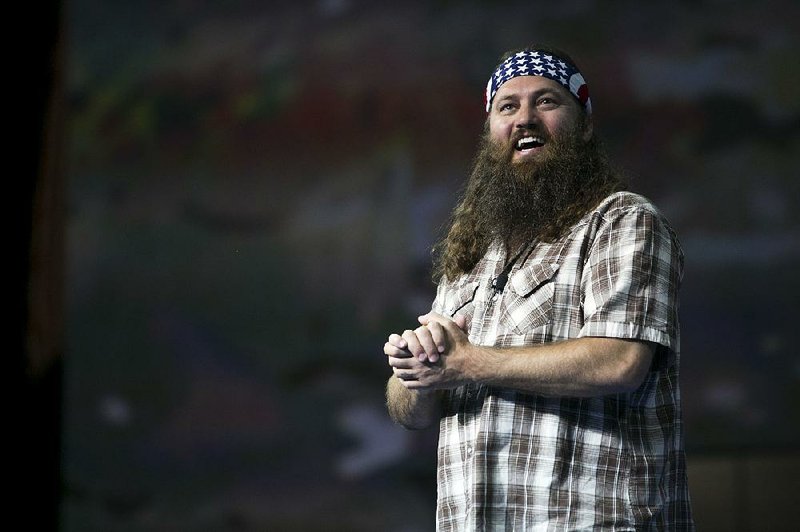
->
xmin=21 ymin=0 xmax=799 ymax=530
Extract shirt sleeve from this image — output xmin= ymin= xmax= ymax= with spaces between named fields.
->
xmin=578 ymin=203 xmax=684 ymax=349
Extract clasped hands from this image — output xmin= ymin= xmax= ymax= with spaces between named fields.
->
xmin=384 ymin=312 xmax=472 ymax=390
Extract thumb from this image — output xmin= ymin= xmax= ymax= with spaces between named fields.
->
xmin=417 ymin=312 xmax=453 ymax=327
xmin=420 ymin=312 xmax=468 ymax=332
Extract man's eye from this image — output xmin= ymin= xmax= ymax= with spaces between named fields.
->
xmin=499 ymin=103 xmax=515 ymax=111
xmin=537 ymin=97 xmax=557 ymax=107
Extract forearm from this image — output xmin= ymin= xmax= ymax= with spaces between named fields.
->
xmin=386 ymin=375 xmax=442 ymax=429
xmin=466 ymin=337 xmax=653 ymax=397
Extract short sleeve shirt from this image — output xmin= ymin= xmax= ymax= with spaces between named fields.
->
xmin=431 ymin=192 xmax=694 ymax=531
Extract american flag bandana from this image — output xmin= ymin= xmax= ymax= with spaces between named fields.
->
xmin=485 ymin=49 xmax=592 ymax=114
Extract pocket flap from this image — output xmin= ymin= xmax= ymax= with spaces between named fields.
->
xmin=446 ymin=281 xmax=479 ymax=316
xmin=509 ymin=262 xmax=559 ymax=297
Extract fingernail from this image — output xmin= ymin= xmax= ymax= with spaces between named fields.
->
xmin=438 ymin=345 xmax=445 ymax=352
xmin=418 ymin=353 xmax=426 ymax=361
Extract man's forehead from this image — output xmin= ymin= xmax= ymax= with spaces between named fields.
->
xmin=494 ymin=75 xmax=570 ymax=99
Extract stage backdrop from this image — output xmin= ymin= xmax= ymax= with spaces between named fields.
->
xmin=62 ymin=1 xmax=799 ymax=530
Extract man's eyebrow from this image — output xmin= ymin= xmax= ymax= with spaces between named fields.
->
xmin=495 ymin=94 xmax=517 ymax=103
xmin=496 ymin=87 xmax=561 ymax=101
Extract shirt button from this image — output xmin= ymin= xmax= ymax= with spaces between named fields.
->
xmin=466 ymin=444 xmax=474 ymax=456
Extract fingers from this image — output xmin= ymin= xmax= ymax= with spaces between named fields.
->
xmin=419 ymin=312 xmax=467 ymax=335
xmin=387 ymin=355 xmax=430 ymax=390
xmin=418 ymin=311 xmax=453 ymax=329
xmin=391 ymin=366 xmax=431 ymax=391
xmin=384 ymin=341 xmax=410 ymax=358
xmin=417 ymin=314 xmax=447 ymax=358
xmin=387 ymin=333 xmax=407 ymax=350
xmin=401 ymin=329 xmax=424 ymax=359
xmin=386 ymin=311 xmax=466 ymax=366
xmin=414 ymin=324 xmax=443 ymax=363
xmin=424 ymin=321 xmax=446 ymax=362
xmin=386 ymin=330 xmax=430 ymax=360
xmin=385 ymin=325 xmax=438 ymax=389
xmin=401 ymin=327 xmax=439 ymax=363
xmin=386 ymin=352 xmax=417 ymax=370
xmin=397 ymin=377 xmax=427 ymax=390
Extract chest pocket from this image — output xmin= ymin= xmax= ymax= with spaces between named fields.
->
xmin=444 ymin=281 xmax=479 ymax=323
xmin=501 ymin=262 xmax=559 ymax=334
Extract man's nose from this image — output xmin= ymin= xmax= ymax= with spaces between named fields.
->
xmin=514 ymin=105 xmax=539 ymax=130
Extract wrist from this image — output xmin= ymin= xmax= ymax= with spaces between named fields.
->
xmin=462 ymin=343 xmax=494 ymax=386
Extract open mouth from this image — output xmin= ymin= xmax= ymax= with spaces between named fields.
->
xmin=515 ymin=136 xmax=545 ymax=152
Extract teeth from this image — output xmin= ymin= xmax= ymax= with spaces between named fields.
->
xmin=516 ymin=136 xmax=543 ymax=149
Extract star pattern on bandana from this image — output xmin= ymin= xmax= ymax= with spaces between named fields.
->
xmin=485 ymin=50 xmax=591 ymax=113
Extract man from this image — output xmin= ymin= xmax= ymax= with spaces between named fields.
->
xmin=383 ymin=46 xmax=694 ymax=530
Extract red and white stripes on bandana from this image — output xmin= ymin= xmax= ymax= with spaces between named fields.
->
xmin=485 ymin=49 xmax=592 ymax=114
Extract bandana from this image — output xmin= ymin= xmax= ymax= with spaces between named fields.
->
xmin=485 ymin=49 xmax=591 ymax=114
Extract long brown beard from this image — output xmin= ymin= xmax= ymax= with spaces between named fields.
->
xmin=432 ymin=124 xmax=624 ymax=282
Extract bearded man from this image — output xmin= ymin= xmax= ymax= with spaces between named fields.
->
xmin=383 ymin=46 xmax=694 ymax=531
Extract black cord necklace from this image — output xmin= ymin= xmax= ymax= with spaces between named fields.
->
xmin=491 ymin=245 xmax=528 ymax=294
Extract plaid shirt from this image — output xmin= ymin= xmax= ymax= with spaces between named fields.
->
xmin=430 ymin=192 xmax=694 ymax=531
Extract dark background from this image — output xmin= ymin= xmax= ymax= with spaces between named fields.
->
xmin=23 ymin=0 xmax=799 ymax=530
